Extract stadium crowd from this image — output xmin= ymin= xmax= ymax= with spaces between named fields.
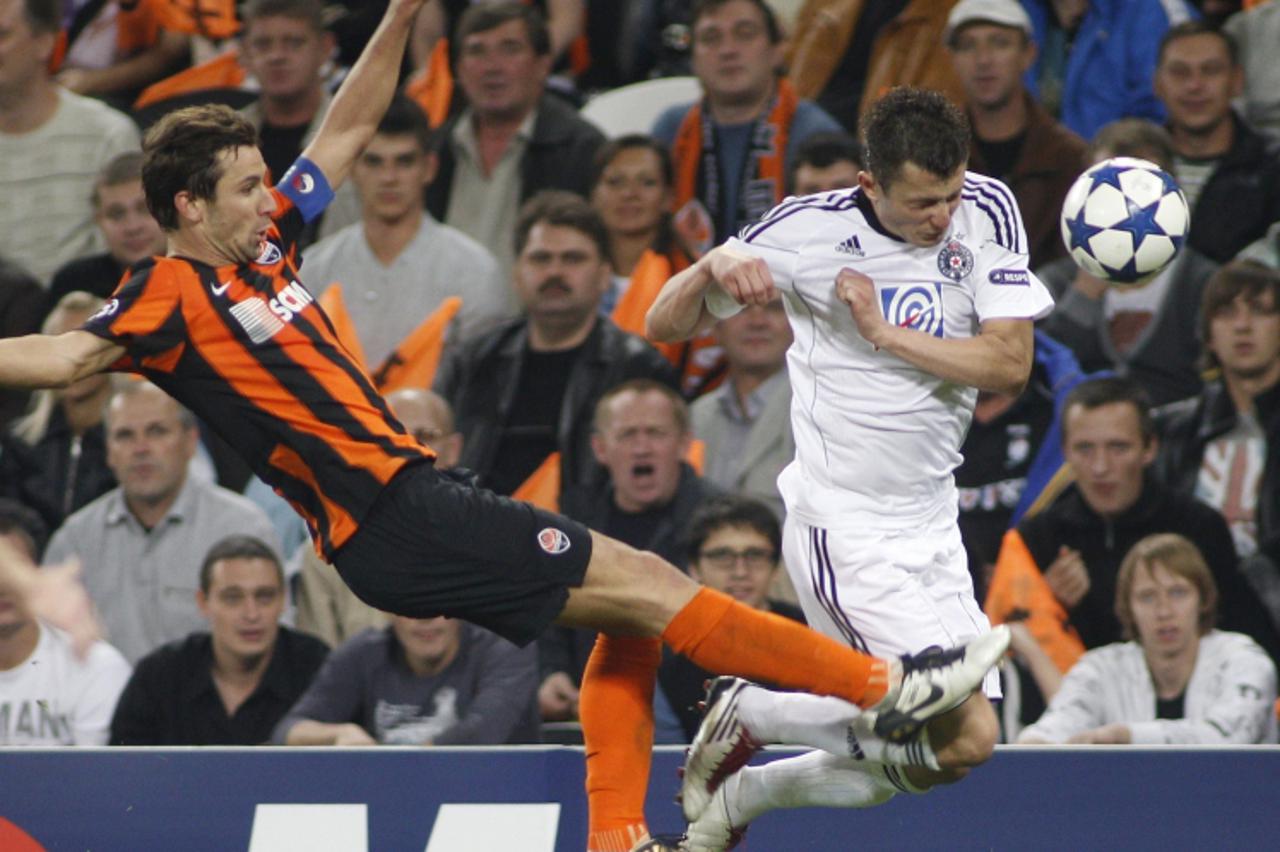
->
xmin=1 ymin=0 xmax=1278 ymax=760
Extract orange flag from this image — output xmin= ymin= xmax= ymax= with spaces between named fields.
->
xmin=405 ymin=38 xmax=454 ymax=129
xmin=373 ymin=297 xmax=463 ymax=393
xmin=512 ymin=452 xmax=561 ymax=512
xmin=134 ymin=49 xmax=246 ymax=110
xmin=317 ymin=285 xmax=369 ymax=373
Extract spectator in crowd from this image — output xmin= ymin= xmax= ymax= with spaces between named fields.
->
xmin=0 ymin=0 xmax=140 ymax=283
xmin=54 ymin=0 xmax=190 ymax=107
xmin=109 ymin=535 xmax=327 ymax=745
xmin=1040 ymin=118 xmax=1218 ymax=406
xmin=652 ymin=0 xmax=843 ymax=253
xmin=0 ymin=499 xmax=130 ymax=746
xmin=303 ymin=95 xmax=510 ymax=368
xmin=1017 ymin=533 xmax=1277 ymax=744
xmin=1156 ymin=262 xmax=1280 ymax=634
xmin=944 ymin=0 xmax=1088 ymax=269
xmin=590 ymin=134 xmax=724 ymax=399
xmin=47 ymin=152 xmax=168 ymax=310
xmin=294 ymin=388 xmax=463 ymax=648
xmin=0 ymin=258 xmax=45 ymax=430
xmin=43 ymin=381 xmax=281 ymax=664
xmin=785 ymin=0 xmax=964 ymax=135
xmin=434 ymin=191 xmax=677 ymax=499
xmin=1153 ymin=21 xmax=1280 ymax=266
xmin=540 ymin=379 xmax=718 ymax=722
xmin=1223 ymin=0 xmax=1280 ymax=139
xmin=955 ymin=333 xmax=1070 ymax=601
xmin=274 ymin=616 xmax=540 ymax=745
xmin=238 ymin=0 xmax=338 ymax=184
xmin=0 ymin=293 xmax=117 ymax=534
xmin=985 ymin=377 xmax=1280 ymax=712
xmin=426 ymin=3 xmax=605 ymax=274
xmin=788 ymin=130 xmax=861 ymax=196
xmin=655 ymin=494 xmax=804 ymax=741
xmin=689 ymin=296 xmax=793 ymax=524
xmin=1021 ymin=0 xmax=1195 ymax=141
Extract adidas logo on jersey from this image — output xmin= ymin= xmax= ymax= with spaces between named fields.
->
xmin=835 ymin=234 xmax=864 ymax=257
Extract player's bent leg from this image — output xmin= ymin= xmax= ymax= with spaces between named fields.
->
xmin=903 ymin=692 xmax=1000 ymax=788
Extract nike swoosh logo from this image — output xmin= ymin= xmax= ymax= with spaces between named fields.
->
xmin=212 ymin=280 xmax=232 ymax=296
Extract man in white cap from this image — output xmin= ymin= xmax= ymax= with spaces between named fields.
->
xmin=944 ymin=0 xmax=1089 ymax=269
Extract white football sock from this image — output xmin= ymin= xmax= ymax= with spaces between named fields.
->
xmin=736 ymin=684 xmax=940 ymax=770
xmin=726 ymin=752 xmax=900 ymax=827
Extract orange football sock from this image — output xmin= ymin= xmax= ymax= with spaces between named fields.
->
xmin=581 ymin=633 xmax=663 ymax=852
xmin=662 ymin=587 xmax=890 ymax=707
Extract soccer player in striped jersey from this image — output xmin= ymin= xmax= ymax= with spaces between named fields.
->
xmin=0 ymin=4 xmax=1009 ymax=848
xmin=649 ymin=87 xmax=1055 ymax=849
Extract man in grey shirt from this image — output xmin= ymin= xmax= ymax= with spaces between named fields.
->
xmin=274 ymin=616 xmax=540 ymax=745
xmin=43 ymin=382 xmax=280 ymax=664
xmin=302 ymin=96 xmax=511 ymax=369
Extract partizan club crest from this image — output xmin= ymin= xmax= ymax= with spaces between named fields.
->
xmin=937 ymin=240 xmax=974 ymax=281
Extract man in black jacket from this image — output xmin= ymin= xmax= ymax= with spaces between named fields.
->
xmin=425 ymin=3 xmax=604 ymax=275
xmin=1154 ymin=22 xmax=1280 ymax=264
xmin=434 ymin=192 xmax=678 ymax=498
xmin=1156 ymin=261 xmax=1280 ymax=640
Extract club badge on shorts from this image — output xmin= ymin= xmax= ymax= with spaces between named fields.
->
xmin=538 ymin=527 xmax=572 ymax=555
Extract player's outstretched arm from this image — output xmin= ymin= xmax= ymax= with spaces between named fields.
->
xmin=645 ymin=245 xmax=776 ymax=343
xmin=299 ymin=0 xmax=429 ymax=191
xmin=837 ymin=268 xmax=1033 ymax=395
xmin=0 ymin=330 xmax=123 ymax=390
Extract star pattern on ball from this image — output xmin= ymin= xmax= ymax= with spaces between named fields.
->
xmin=1065 ymin=205 xmax=1105 ymax=253
xmin=1123 ymin=195 xmax=1166 ymax=245
xmin=1087 ymin=161 xmax=1134 ymax=193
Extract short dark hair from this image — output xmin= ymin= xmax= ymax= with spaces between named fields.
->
xmin=593 ymin=378 xmax=689 ymax=436
xmin=514 ymin=190 xmax=611 ymax=260
xmin=683 ymin=494 xmax=781 ymax=565
xmin=453 ymin=2 xmax=551 ymax=63
xmin=790 ymin=130 xmax=864 ymax=187
xmin=0 ymin=499 xmax=48 ymax=562
xmin=1157 ymin=19 xmax=1238 ymax=68
xmin=1089 ymin=118 xmax=1176 ymax=173
xmin=1062 ymin=376 xmax=1155 ymax=445
xmin=691 ymin=0 xmax=782 ymax=44
xmin=142 ymin=105 xmax=259 ymax=231
xmin=374 ymin=94 xmax=434 ymax=153
xmin=93 ymin=151 xmax=145 ymax=208
xmin=22 ymin=0 xmax=59 ymax=36
xmin=861 ymin=88 xmax=970 ymax=191
xmin=1200 ymin=261 xmax=1280 ymax=371
xmin=591 ymin=134 xmax=675 ymax=192
xmin=242 ymin=0 xmax=327 ymax=32
xmin=199 ymin=535 xmax=283 ymax=594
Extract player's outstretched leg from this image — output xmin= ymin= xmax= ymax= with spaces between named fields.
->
xmin=678 ymin=628 xmax=1009 ymax=822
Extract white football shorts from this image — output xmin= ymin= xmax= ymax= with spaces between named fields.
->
xmin=782 ymin=511 xmax=1001 ymax=698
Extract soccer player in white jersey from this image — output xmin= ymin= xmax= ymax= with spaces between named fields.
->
xmin=648 ymin=87 xmax=1055 ymax=849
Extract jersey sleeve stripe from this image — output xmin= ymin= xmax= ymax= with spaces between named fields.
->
xmin=740 ymin=192 xmax=859 ymax=244
xmin=963 ymin=176 xmax=1025 ymax=253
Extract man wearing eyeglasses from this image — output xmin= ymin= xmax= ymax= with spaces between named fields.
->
xmin=537 ymin=378 xmax=719 ymax=724
xmin=657 ymin=494 xmax=804 ymax=742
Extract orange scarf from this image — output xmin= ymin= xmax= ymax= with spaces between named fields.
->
xmin=672 ymin=78 xmax=799 ymax=249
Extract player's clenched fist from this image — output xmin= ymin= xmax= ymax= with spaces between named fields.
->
xmin=835 ymin=267 xmax=886 ymax=346
xmin=706 ymin=247 xmax=777 ymax=306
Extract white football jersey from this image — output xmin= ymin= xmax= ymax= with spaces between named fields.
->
xmin=0 ymin=622 xmax=131 ymax=746
xmin=718 ymin=173 xmax=1054 ymax=528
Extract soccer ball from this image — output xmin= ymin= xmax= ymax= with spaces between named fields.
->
xmin=1060 ymin=157 xmax=1189 ymax=285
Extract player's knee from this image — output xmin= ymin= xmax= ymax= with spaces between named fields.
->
xmin=934 ymin=697 xmax=999 ymax=769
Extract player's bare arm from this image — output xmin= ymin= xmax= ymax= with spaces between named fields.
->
xmin=645 ymin=245 xmax=776 ymax=343
xmin=836 ymin=267 xmax=1033 ymax=396
xmin=0 ymin=329 xmax=124 ymax=390
xmin=299 ymin=0 xmax=430 ymax=190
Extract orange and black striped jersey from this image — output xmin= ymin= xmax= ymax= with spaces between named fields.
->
xmin=83 ymin=170 xmax=433 ymax=558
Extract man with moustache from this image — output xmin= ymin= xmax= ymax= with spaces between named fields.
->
xmin=434 ymin=192 xmax=677 ymax=500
